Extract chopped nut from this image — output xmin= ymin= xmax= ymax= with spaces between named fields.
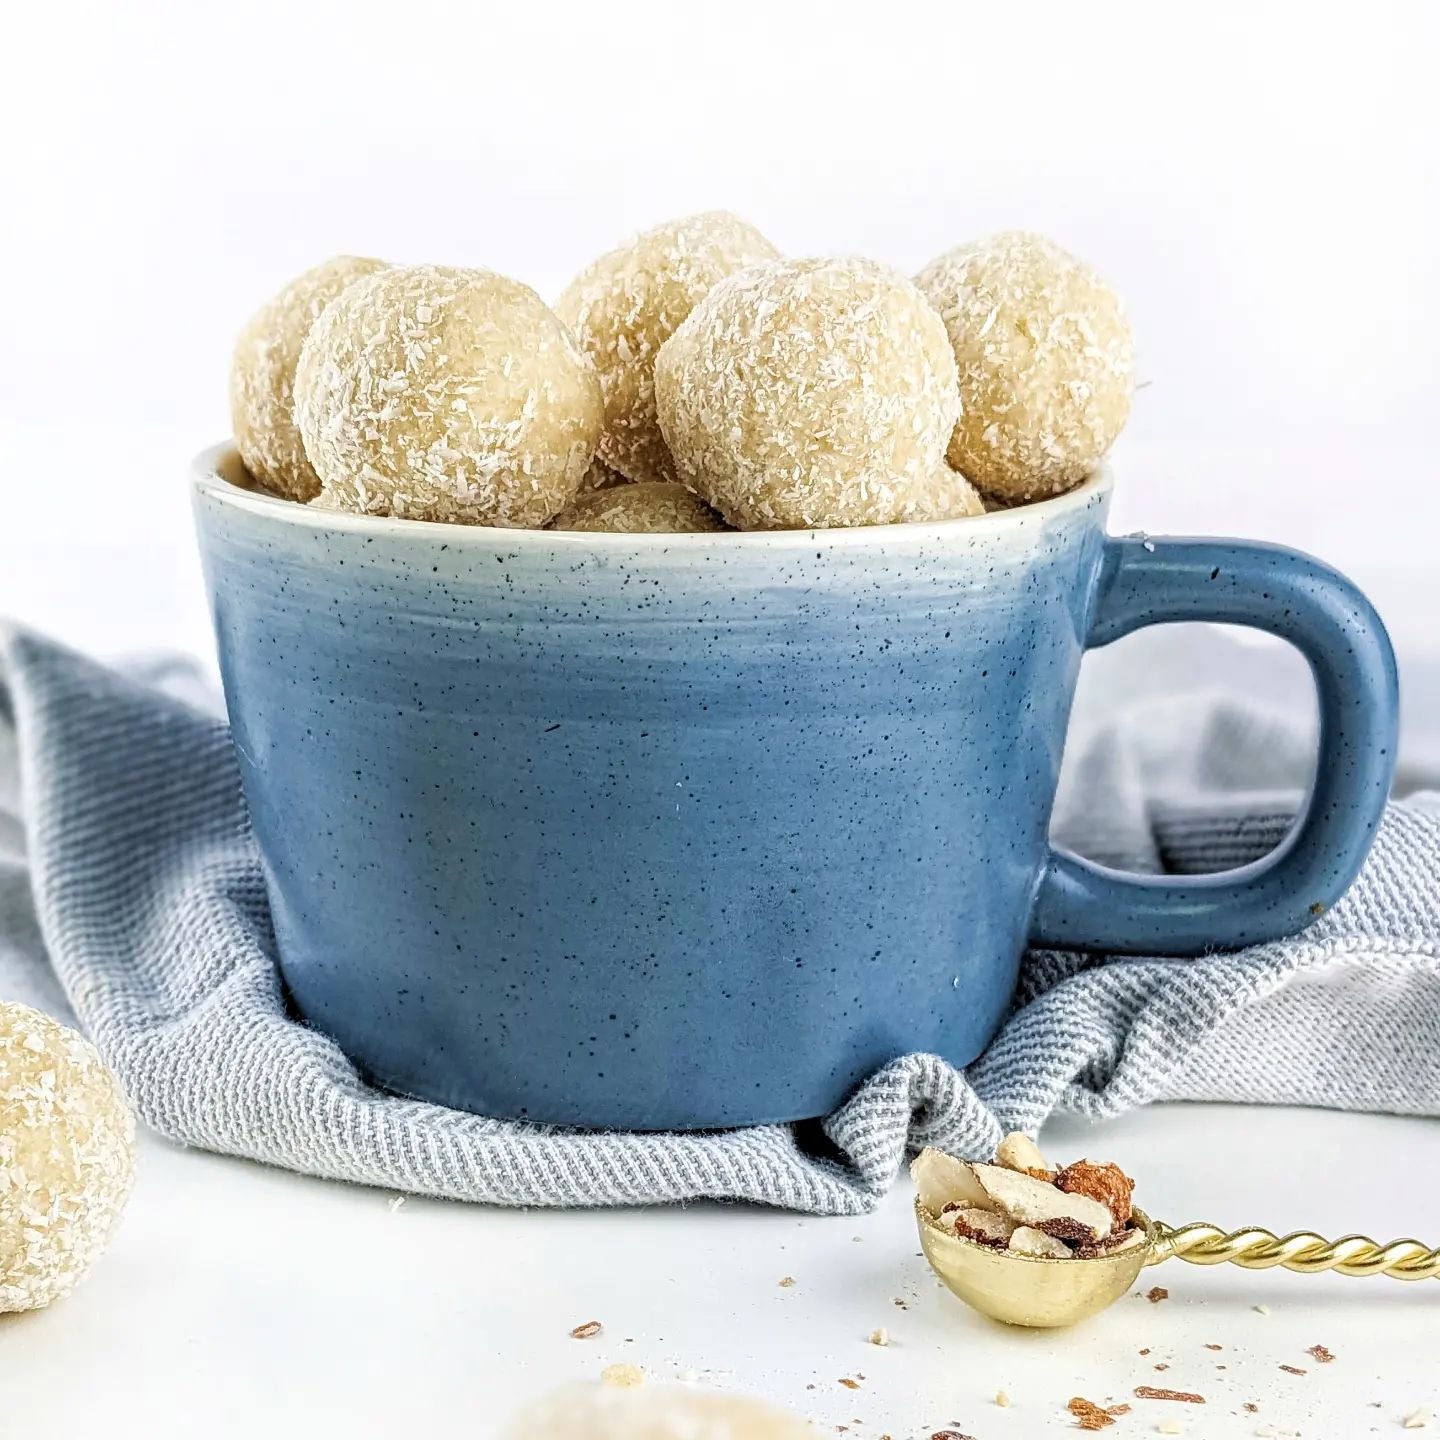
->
xmin=973 ymin=1163 xmax=1113 ymax=1243
xmin=1067 ymin=1397 xmax=1130 ymax=1430
xmin=1139 ymin=1348 xmax=1151 ymax=1357
xmin=778 ymin=1276 xmax=796 ymax=1287
xmin=1243 ymin=1403 xmax=1259 ymax=1414
xmin=1133 ymin=1387 xmax=1205 ymax=1404
xmin=1157 ymin=1423 xmax=1183 ymax=1436
xmin=601 ymin=1363 xmax=644 ymax=1389
xmin=1056 ymin=1159 xmax=1135 ymax=1226
xmin=838 ymin=1377 xmax=861 ymax=1390
xmin=911 ymin=1147 xmax=989 ymax=1213
xmin=1403 ymin=1409 xmax=1431 ymax=1430
xmin=995 ymin=1391 xmax=1011 ymax=1408
xmin=995 ymin=1130 xmax=1050 ymax=1175
xmin=1154 ymin=1364 xmax=1170 ymax=1372
xmin=569 ymin=1320 xmax=602 ymax=1339
xmin=929 ymin=1432 xmax=976 ymax=1440
xmin=1305 ymin=1343 xmax=1334 ymax=1364
xmin=1146 ymin=1286 xmax=1169 ymax=1303
xmin=1253 ymin=1303 xmax=1270 ymax=1315
xmin=1204 ymin=1343 xmax=1222 ymax=1351
xmin=1074 ymin=1225 xmax=1147 ymax=1258
xmin=868 ymin=1327 xmax=889 ymax=1347
xmin=943 ymin=1204 xmax=1016 ymax=1247
xmin=1278 ymin=1365 xmax=1306 ymax=1376
xmin=1010 ymin=1224 xmax=1073 ymax=1258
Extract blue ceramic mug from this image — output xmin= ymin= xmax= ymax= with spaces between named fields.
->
xmin=193 ymin=445 xmax=1398 ymax=1130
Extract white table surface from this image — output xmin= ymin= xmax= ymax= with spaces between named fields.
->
xmin=4 ymin=1102 xmax=1435 ymax=1437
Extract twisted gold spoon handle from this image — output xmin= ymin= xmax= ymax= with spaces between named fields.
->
xmin=1148 ymin=1222 xmax=1440 ymax=1280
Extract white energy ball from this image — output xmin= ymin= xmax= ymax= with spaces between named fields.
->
xmin=295 ymin=265 xmax=603 ymax=527
xmin=915 ymin=231 xmax=1134 ymax=502
xmin=654 ymin=257 xmax=963 ymax=530
xmin=0 ymin=1002 xmax=136 ymax=1312
xmin=556 ymin=212 xmax=779 ymax=486
xmin=549 ymin=481 xmax=729 ymax=533
xmin=230 ymin=256 xmax=387 ymax=501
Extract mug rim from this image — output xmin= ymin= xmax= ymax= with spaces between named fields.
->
xmin=191 ymin=441 xmax=1112 ymax=549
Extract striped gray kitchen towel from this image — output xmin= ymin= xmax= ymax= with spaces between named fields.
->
xmin=1 ymin=623 xmax=1437 ymax=1215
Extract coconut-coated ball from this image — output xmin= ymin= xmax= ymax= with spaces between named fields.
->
xmin=579 ymin=458 xmax=629 ymax=493
xmin=911 ymin=466 xmax=987 ymax=521
xmin=555 ymin=213 xmax=779 ymax=487
xmin=295 ymin=265 xmax=603 ymax=528
xmin=550 ymin=482 xmax=729 ymax=533
xmin=915 ymin=231 xmax=1134 ymax=502
xmin=230 ymin=256 xmax=387 ymax=501
xmin=655 ymin=258 xmax=962 ymax=530
xmin=502 ymin=1382 xmax=816 ymax=1439
xmin=0 ymin=1002 xmax=135 ymax=1312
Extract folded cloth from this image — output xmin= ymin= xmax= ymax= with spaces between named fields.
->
xmin=1 ymin=624 xmax=1437 ymax=1215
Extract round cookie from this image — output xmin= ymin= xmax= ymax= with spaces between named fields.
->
xmin=0 ymin=1002 xmax=136 ymax=1312
xmin=915 ymin=231 xmax=1134 ymax=502
xmin=502 ymin=1382 xmax=815 ymax=1439
xmin=230 ymin=256 xmax=387 ymax=501
xmin=295 ymin=265 xmax=603 ymax=528
xmin=555 ymin=212 xmax=779 ymax=487
xmin=654 ymin=257 xmax=961 ymax=530
xmin=550 ymin=482 xmax=729 ymax=534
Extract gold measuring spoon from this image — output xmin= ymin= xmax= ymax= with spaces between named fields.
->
xmin=917 ymin=1200 xmax=1440 ymax=1329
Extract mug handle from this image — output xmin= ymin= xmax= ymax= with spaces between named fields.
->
xmin=1030 ymin=535 xmax=1399 ymax=955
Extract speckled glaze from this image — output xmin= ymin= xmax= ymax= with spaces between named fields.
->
xmin=192 ymin=445 xmax=1397 ymax=1130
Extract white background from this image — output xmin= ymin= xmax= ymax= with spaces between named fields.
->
xmin=2 ymin=7 xmax=1440 ymax=1433
xmin=1 ymin=0 xmax=1437 ymax=660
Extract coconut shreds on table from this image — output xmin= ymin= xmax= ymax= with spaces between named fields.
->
xmin=600 ymin=1363 xmax=644 ymax=1389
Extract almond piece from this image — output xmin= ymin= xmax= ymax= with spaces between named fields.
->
xmin=995 ymin=1131 xmax=1050 ymax=1175
xmin=911 ymin=1147 xmax=990 ymax=1214
xmin=1009 ymin=1225 xmax=1072 ymax=1258
xmin=1056 ymin=1159 xmax=1135 ymax=1226
xmin=973 ymin=1163 xmax=1113 ymax=1243
xmin=942 ymin=1205 xmax=1016 ymax=1247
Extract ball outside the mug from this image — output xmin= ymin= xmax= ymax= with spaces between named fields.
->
xmin=0 ymin=1001 xmax=136 ymax=1313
